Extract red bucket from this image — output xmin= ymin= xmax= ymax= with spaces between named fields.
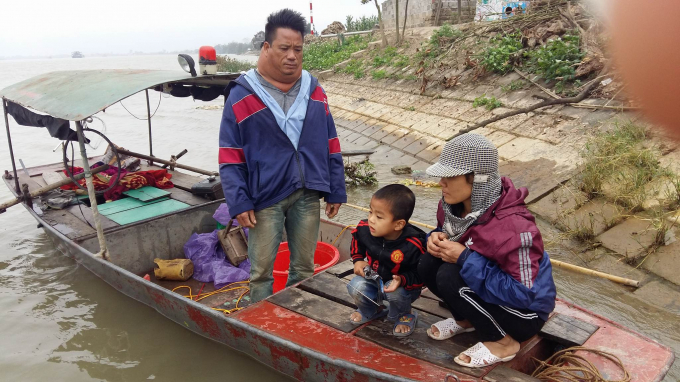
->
xmin=272 ymin=241 xmax=340 ymax=293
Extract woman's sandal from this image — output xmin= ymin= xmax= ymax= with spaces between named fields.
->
xmin=426 ymin=318 xmax=475 ymax=340
xmin=350 ymin=308 xmax=388 ymax=325
xmin=453 ymin=342 xmax=516 ymax=368
xmin=393 ymin=311 xmax=418 ymax=337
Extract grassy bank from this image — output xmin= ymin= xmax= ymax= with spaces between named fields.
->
xmin=303 ymin=35 xmax=370 ymax=71
xmin=216 ymin=56 xmax=255 ymax=73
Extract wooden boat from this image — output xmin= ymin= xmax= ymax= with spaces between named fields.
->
xmin=0 ymin=67 xmax=674 ymax=382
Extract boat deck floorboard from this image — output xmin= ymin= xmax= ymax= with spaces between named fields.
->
xmin=264 ymin=260 xmax=544 ymax=379
xmin=146 ymin=273 xmax=252 ymax=311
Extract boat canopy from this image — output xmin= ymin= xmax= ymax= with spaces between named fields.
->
xmin=0 ymin=70 xmax=239 ymax=121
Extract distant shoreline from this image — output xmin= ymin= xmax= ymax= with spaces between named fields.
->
xmin=0 ymin=52 xmax=259 ymax=62
xmin=0 ymin=51 xmax=260 ymax=61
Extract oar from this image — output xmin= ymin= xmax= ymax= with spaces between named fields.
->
xmin=161 ymin=149 xmax=188 ymax=169
xmin=342 ymin=203 xmax=640 ymax=288
xmin=116 ymin=148 xmax=217 ymax=177
xmin=0 ymin=164 xmax=110 ymax=213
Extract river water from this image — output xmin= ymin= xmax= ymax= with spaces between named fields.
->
xmin=0 ymin=55 xmax=677 ymax=381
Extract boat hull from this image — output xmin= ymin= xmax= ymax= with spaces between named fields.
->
xmin=20 ymin=202 xmax=677 ymax=381
xmin=35 ymin=204 xmax=415 ymax=382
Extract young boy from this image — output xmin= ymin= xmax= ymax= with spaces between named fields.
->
xmin=346 ymin=184 xmax=426 ymax=336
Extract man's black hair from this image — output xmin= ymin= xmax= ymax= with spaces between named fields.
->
xmin=373 ymin=184 xmax=416 ymax=222
xmin=264 ymin=9 xmax=306 ymax=46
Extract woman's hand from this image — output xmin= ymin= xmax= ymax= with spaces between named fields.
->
xmin=437 ymin=241 xmax=466 ymax=263
xmin=428 ymin=232 xmax=466 ymax=263
xmin=427 ymin=232 xmax=448 ymax=255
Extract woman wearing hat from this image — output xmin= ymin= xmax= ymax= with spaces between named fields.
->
xmin=418 ymin=133 xmax=556 ymax=368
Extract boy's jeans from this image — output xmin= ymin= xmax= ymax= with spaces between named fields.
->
xmin=247 ymin=189 xmax=320 ymax=303
xmin=347 ymin=275 xmax=421 ymax=321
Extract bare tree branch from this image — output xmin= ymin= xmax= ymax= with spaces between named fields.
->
xmin=446 ymin=79 xmax=601 ymax=141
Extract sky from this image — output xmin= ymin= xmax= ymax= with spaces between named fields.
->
xmin=0 ymin=0 xmax=380 ymax=57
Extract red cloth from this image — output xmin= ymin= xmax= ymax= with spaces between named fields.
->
xmin=61 ymin=167 xmax=173 ymax=201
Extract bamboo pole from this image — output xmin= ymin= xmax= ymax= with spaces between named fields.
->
xmin=75 ymin=121 xmax=108 ymax=260
xmin=116 ymin=148 xmax=218 ymax=177
xmin=0 ymin=164 xmax=110 ymax=212
xmin=343 ymin=203 xmax=641 ymax=287
xmin=550 ymin=259 xmax=640 ymax=288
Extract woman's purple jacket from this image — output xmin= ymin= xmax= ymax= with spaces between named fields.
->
xmin=434 ymin=177 xmax=556 ymax=321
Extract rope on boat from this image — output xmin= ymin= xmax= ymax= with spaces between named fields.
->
xmin=172 ymin=281 xmax=250 ymax=314
xmin=532 ymin=346 xmax=631 ymax=382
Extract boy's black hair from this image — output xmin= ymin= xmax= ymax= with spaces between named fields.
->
xmin=264 ymin=9 xmax=306 ymax=46
xmin=373 ymin=184 xmax=416 ymax=222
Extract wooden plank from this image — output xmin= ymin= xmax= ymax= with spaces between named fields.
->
xmin=325 ymin=259 xmax=355 ymax=278
xmin=412 ymin=296 xmax=454 ymax=319
xmin=355 ymin=309 xmax=487 ymax=377
xmin=105 ymin=199 xmax=189 ymax=225
xmin=123 ymin=186 xmax=170 ymax=202
xmin=65 ymin=205 xmax=119 ymax=230
xmin=149 ymin=274 xmax=251 ymax=310
xmin=539 ymin=313 xmax=599 ymax=347
xmin=484 ymin=366 xmax=540 ymax=382
xmin=166 ymin=187 xmax=210 ymax=206
xmin=298 ymin=272 xmax=356 ymax=308
xmin=420 ymin=288 xmax=442 ymax=302
xmin=41 ymin=208 xmax=96 ymax=240
xmin=42 ymin=171 xmax=66 ymax=186
xmin=267 ymin=287 xmax=357 ymax=333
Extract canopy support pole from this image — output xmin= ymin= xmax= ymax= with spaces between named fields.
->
xmin=145 ymin=89 xmax=153 ymax=166
xmin=75 ymin=121 xmax=108 ymax=260
xmin=2 ymin=99 xmax=20 ymax=194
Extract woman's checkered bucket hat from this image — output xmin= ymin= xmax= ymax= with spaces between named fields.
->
xmin=426 ymin=133 xmax=498 ymax=177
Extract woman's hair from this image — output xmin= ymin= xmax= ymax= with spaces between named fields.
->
xmin=448 ymin=172 xmax=475 ymax=218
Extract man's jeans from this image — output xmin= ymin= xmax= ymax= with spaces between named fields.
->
xmin=347 ymin=275 xmax=421 ymax=321
xmin=248 ymin=189 xmax=320 ymax=303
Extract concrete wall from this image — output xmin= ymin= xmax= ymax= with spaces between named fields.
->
xmin=381 ymin=0 xmax=476 ymax=29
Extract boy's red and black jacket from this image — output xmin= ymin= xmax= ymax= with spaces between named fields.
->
xmin=350 ymin=220 xmax=426 ymax=290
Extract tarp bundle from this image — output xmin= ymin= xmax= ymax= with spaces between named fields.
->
xmin=183 ymin=230 xmax=250 ymax=289
xmin=6 ymin=101 xmax=84 ymax=142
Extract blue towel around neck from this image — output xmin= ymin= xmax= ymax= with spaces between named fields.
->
xmin=243 ymin=69 xmax=311 ymax=149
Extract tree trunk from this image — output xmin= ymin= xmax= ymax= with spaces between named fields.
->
xmin=395 ymin=0 xmax=400 ymax=44
xmin=401 ymin=0 xmax=409 ymax=43
xmin=457 ymin=0 xmax=462 ymax=24
xmin=373 ymin=0 xmax=388 ymax=47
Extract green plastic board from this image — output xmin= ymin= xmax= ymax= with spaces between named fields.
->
xmin=123 ymin=186 xmax=170 ymax=202
xmin=104 ymin=199 xmax=189 ymax=225
xmin=98 ymin=196 xmax=168 ymax=215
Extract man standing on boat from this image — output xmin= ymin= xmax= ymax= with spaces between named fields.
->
xmin=219 ymin=9 xmax=346 ymax=302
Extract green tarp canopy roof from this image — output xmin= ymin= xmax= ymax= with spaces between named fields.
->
xmin=0 ymin=69 xmax=238 ymax=121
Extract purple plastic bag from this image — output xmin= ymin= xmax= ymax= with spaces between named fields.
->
xmin=213 ymin=203 xmax=248 ymax=238
xmin=183 ymin=230 xmax=250 ymax=286
xmin=213 ymin=203 xmax=232 ymax=226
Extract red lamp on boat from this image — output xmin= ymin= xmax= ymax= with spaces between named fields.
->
xmin=199 ymin=46 xmax=217 ymax=75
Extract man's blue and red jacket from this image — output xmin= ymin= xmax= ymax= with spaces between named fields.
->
xmin=218 ymin=75 xmax=347 ymax=218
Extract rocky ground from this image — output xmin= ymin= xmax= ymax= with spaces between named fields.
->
xmin=314 ymin=26 xmax=680 ymax=319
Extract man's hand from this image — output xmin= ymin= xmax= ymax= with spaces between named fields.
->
xmin=353 ymin=260 xmax=368 ymax=277
xmin=383 ymin=275 xmax=401 ymax=293
xmin=325 ymin=203 xmax=342 ymax=218
xmin=236 ymin=210 xmax=257 ymax=228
